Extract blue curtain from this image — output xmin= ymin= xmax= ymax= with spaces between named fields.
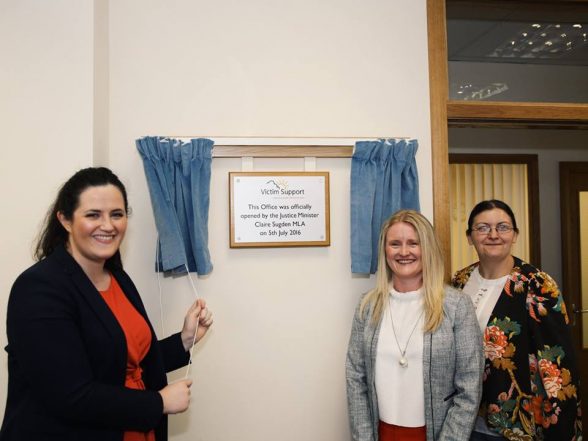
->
xmin=350 ymin=139 xmax=420 ymax=274
xmin=136 ymin=136 xmax=213 ymax=275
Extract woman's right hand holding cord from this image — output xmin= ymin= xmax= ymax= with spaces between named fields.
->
xmin=159 ymin=379 xmax=193 ymax=414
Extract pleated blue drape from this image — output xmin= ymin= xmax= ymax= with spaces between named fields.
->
xmin=136 ymin=136 xmax=213 ymax=275
xmin=350 ymin=139 xmax=420 ymax=274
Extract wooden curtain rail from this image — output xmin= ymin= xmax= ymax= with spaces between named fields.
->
xmin=157 ymin=136 xmax=415 ymax=158
xmin=212 ymin=145 xmax=354 ymax=158
xmin=164 ymin=135 xmax=412 ymax=140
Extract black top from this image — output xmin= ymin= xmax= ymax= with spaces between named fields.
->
xmin=0 ymin=244 xmax=189 ymax=441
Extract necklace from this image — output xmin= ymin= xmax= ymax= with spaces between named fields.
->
xmin=472 ymin=287 xmax=488 ymax=309
xmin=388 ymin=298 xmax=424 ymax=368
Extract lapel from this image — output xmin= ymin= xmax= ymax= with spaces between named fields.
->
xmin=110 ymin=266 xmax=160 ymax=370
xmin=367 ymin=308 xmax=382 ymax=374
xmin=53 ymin=245 xmax=126 ymax=344
xmin=489 ymin=256 xmax=527 ymax=325
xmin=110 ymin=268 xmax=148 ymax=319
xmin=423 ymin=329 xmax=432 ymax=365
xmin=110 ymin=268 xmax=157 ymax=341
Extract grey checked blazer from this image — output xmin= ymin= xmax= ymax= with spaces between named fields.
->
xmin=346 ymin=287 xmax=483 ymax=441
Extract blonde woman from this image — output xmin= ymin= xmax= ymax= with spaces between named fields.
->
xmin=346 ymin=210 xmax=483 ymax=441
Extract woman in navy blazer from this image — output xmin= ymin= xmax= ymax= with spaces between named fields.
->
xmin=0 ymin=167 xmax=213 ymax=441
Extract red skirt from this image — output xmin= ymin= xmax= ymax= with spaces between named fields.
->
xmin=378 ymin=420 xmax=426 ymax=441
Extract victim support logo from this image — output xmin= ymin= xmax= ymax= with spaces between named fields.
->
xmin=261 ymin=178 xmax=305 ymax=196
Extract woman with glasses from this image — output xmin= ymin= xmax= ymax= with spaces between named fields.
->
xmin=451 ymin=200 xmax=581 ymax=441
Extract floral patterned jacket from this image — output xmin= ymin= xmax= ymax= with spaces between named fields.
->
xmin=451 ymin=257 xmax=582 ymax=441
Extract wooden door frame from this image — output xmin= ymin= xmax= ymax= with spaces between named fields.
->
xmin=560 ymin=162 xmax=588 ymax=341
xmin=559 ymin=161 xmax=588 ymax=428
xmin=427 ymin=0 xmax=451 ymax=274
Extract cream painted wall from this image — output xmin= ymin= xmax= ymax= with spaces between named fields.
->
xmin=0 ymin=1 xmax=434 ymax=440
xmin=108 ymin=2 xmax=432 ymax=440
xmin=0 ymin=0 xmax=95 ymax=422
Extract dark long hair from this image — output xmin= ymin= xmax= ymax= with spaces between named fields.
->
xmin=35 ymin=167 xmax=129 ymax=269
xmin=466 ymin=199 xmax=519 ymax=236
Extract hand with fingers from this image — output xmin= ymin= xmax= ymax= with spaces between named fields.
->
xmin=159 ymin=379 xmax=193 ymax=414
xmin=181 ymin=298 xmax=213 ymax=351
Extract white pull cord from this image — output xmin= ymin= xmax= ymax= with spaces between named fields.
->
xmin=155 ymin=235 xmax=201 ymax=379
xmin=183 ymin=265 xmax=200 ymax=379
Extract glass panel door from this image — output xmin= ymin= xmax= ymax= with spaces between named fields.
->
xmin=447 ymin=1 xmax=588 ymax=103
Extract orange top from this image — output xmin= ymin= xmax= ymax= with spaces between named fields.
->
xmin=100 ymin=276 xmax=156 ymax=441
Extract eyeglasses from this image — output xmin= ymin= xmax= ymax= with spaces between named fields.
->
xmin=472 ymin=223 xmax=514 ymax=235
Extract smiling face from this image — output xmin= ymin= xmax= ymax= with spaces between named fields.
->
xmin=385 ymin=221 xmax=423 ymax=292
xmin=58 ymin=184 xmax=127 ymax=272
xmin=467 ymin=208 xmax=518 ymax=264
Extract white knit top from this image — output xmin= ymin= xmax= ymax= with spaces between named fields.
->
xmin=462 ymin=266 xmax=508 ymax=436
xmin=461 ymin=267 xmax=508 ymax=332
xmin=375 ymin=287 xmax=425 ymax=427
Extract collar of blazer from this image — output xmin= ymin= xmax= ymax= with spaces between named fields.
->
xmin=52 ymin=243 xmax=150 ymax=342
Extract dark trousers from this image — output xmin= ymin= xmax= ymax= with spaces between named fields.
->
xmin=469 ymin=431 xmax=508 ymax=441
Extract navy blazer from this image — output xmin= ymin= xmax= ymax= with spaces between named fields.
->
xmin=0 ymin=244 xmax=190 ymax=441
